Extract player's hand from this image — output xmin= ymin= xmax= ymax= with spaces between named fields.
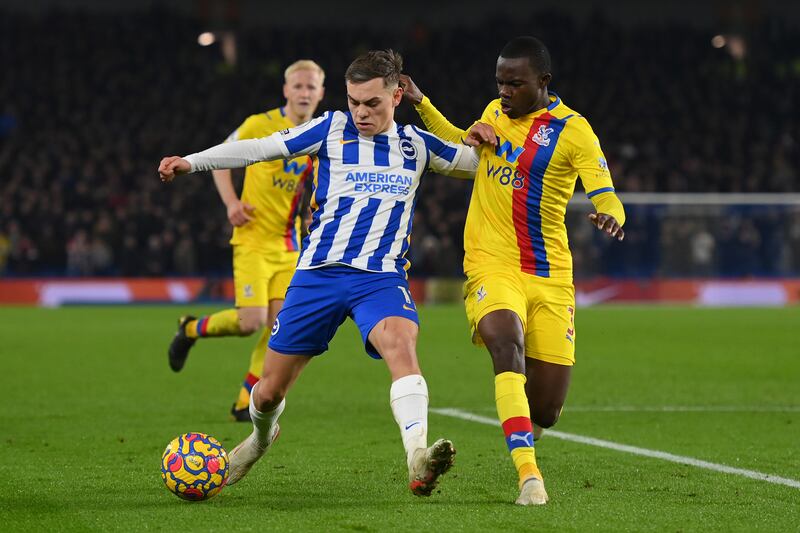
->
xmin=465 ymin=122 xmax=497 ymax=147
xmin=399 ymin=74 xmax=424 ymax=105
xmin=588 ymin=213 xmax=624 ymax=241
xmin=226 ymin=199 xmax=255 ymax=227
xmin=158 ymin=156 xmax=191 ymax=182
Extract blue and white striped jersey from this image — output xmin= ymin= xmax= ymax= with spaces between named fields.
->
xmin=186 ymin=110 xmax=478 ymax=275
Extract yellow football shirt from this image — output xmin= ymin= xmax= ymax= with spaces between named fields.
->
xmin=227 ymin=107 xmax=312 ymax=253
xmin=415 ymin=93 xmax=624 ymax=279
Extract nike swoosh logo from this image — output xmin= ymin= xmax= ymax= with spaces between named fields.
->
xmin=576 ymin=286 xmax=619 ymax=306
xmin=404 ymin=422 xmax=420 ymax=430
xmin=403 ymin=304 xmax=416 ymax=312
xmin=339 ymin=139 xmax=358 ymax=144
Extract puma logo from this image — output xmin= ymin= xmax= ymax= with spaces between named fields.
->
xmin=510 ymin=432 xmax=533 ymax=445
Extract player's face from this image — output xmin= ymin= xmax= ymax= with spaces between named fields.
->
xmin=495 ymin=57 xmax=551 ymax=119
xmin=346 ymin=78 xmax=402 ymax=137
xmin=284 ymin=69 xmax=325 ymax=122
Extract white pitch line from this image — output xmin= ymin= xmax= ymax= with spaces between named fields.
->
xmin=564 ymin=405 xmax=800 ymax=413
xmin=431 ymin=408 xmax=800 ymax=490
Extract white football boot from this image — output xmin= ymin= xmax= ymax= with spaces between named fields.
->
xmin=226 ymin=423 xmax=280 ymax=486
xmin=515 ymin=476 xmax=549 ymax=505
xmin=408 ymin=438 xmax=456 ymax=496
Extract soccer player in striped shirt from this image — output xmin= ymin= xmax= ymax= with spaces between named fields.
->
xmin=400 ymin=36 xmax=625 ymax=505
xmin=167 ymin=60 xmax=325 ymax=424
xmin=159 ymin=50 xmax=487 ymax=497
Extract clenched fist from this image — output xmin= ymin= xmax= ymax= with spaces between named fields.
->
xmin=158 ymin=156 xmax=191 ymax=182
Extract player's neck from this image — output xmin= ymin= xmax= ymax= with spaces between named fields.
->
xmin=526 ymin=91 xmax=551 ymax=115
xmin=286 ymin=109 xmax=312 ymax=126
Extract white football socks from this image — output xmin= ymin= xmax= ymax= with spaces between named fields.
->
xmin=249 ymin=382 xmax=285 ymax=447
xmin=390 ymin=374 xmax=429 ymax=467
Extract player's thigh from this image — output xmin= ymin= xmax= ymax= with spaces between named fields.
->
xmin=232 ymin=245 xmax=270 ymax=308
xmin=265 ymin=259 xmax=296 ymax=329
xmin=523 ymin=279 xmax=576 ymax=366
xmin=267 ymin=299 xmax=284 ymax=331
xmin=350 ymin=272 xmax=419 ymax=360
xmin=267 ymin=268 xmax=349 ymax=356
xmin=523 ymin=280 xmax=575 ymax=425
xmin=266 ymin=253 xmax=299 ymax=302
xmin=464 ymin=267 xmax=528 ymax=348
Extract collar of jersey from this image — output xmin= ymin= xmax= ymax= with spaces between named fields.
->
xmin=509 ymin=91 xmax=561 ymax=120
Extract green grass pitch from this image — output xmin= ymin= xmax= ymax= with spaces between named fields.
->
xmin=1 ymin=304 xmax=798 ymax=531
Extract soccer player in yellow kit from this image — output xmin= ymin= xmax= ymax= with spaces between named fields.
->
xmin=168 ymin=60 xmax=325 ymax=421
xmin=401 ymin=36 xmax=625 ymax=505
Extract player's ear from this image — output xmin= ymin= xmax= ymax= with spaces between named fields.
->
xmin=392 ymin=85 xmax=403 ymax=107
xmin=540 ymin=73 xmax=552 ymax=88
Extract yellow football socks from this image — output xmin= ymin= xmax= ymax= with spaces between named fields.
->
xmin=233 ymin=329 xmax=269 ymax=411
xmin=185 ymin=309 xmax=241 ymax=338
xmin=495 ymin=371 xmax=542 ymax=487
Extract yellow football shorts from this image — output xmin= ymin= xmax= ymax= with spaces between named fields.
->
xmin=232 ymin=245 xmax=299 ymax=308
xmin=463 ymin=266 xmax=576 ymax=366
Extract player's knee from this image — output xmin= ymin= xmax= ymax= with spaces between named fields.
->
xmin=485 ymin=338 xmax=525 ymax=374
xmin=253 ymin=378 xmax=285 ymax=411
xmin=381 ymin=333 xmax=416 ymax=362
xmin=238 ymin=312 xmax=268 ymax=335
xmin=373 ymin=320 xmax=417 ymax=357
xmin=531 ymin=404 xmax=562 ymax=428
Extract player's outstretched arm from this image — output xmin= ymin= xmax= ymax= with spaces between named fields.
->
xmin=423 ymin=128 xmax=495 ymax=180
xmin=588 ymin=213 xmax=624 ymax=241
xmin=172 ymin=136 xmax=286 ymax=177
xmin=400 ymin=74 xmax=466 ymax=144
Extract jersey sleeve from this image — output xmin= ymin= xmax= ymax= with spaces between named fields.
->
xmin=567 ymin=118 xmax=615 ymax=197
xmin=589 ymin=191 xmax=625 ymax=226
xmin=272 ymin=111 xmax=334 ymax=157
xmin=185 ymin=112 xmax=333 ymax=172
xmin=566 ymin=118 xmax=625 ymax=225
xmin=414 ymin=126 xmax=478 ymax=179
xmin=184 ymin=136 xmax=286 ymax=172
xmin=413 ymin=96 xmax=469 ymax=144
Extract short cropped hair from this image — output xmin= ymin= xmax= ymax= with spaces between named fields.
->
xmin=500 ymin=36 xmax=551 ymax=75
xmin=345 ymin=49 xmax=403 ymax=88
xmin=284 ymin=59 xmax=326 ymax=84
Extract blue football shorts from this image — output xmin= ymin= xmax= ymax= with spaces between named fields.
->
xmin=267 ymin=265 xmax=419 ymax=358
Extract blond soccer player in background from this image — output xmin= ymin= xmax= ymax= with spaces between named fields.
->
xmin=167 ymin=60 xmax=325 ymax=422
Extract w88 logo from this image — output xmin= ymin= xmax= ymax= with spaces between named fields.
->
xmin=485 ymin=161 xmax=525 ymax=189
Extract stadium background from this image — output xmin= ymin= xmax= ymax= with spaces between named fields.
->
xmin=1 ymin=0 xmax=799 ymax=304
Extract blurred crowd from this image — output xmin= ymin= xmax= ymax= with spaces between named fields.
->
xmin=1 ymin=6 xmax=798 ymax=278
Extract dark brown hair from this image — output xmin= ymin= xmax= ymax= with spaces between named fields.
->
xmin=345 ymin=49 xmax=403 ymax=88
